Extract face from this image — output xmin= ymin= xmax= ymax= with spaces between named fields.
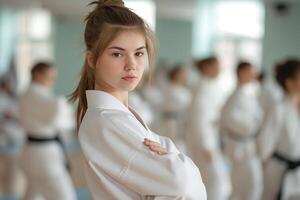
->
xmin=36 ymin=68 xmax=57 ymax=89
xmin=88 ymin=30 xmax=147 ymax=96
xmin=203 ymin=61 xmax=220 ymax=79
xmin=173 ymin=69 xmax=187 ymax=85
xmin=287 ymin=70 xmax=300 ymax=95
xmin=239 ymin=66 xmax=257 ymax=84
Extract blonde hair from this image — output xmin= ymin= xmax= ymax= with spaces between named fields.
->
xmin=70 ymin=0 xmax=156 ymax=130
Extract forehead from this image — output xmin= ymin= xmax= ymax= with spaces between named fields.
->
xmin=107 ymin=29 xmax=146 ymax=49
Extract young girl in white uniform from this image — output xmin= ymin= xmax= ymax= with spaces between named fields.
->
xmin=257 ymin=59 xmax=300 ymax=200
xmin=70 ymin=1 xmax=207 ymax=199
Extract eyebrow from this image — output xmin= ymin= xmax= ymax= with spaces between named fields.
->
xmin=108 ymin=46 xmax=146 ymax=51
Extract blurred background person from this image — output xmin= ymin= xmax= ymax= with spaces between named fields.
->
xmin=187 ymin=57 xmax=230 ymax=200
xmin=141 ymin=69 xmax=165 ymax=133
xmin=129 ymin=78 xmax=154 ymax=127
xmin=220 ymin=62 xmax=263 ymax=200
xmin=257 ymin=59 xmax=300 ymax=200
xmin=19 ymin=62 xmax=76 ymax=200
xmin=0 ymin=78 xmax=25 ymax=199
xmin=162 ymin=64 xmax=191 ymax=153
xmin=259 ymin=63 xmax=284 ymax=115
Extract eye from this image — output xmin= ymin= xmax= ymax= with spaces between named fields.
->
xmin=135 ymin=52 xmax=144 ymax=57
xmin=112 ymin=52 xmax=123 ymax=57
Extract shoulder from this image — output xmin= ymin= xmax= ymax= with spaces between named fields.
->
xmin=80 ymin=108 xmax=146 ymax=143
xmin=80 ymin=108 xmax=128 ymax=130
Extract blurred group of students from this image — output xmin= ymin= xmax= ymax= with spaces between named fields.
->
xmin=129 ymin=56 xmax=300 ymax=200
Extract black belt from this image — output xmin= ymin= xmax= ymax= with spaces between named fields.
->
xmin=163 ymin=111 xmax=182 ymax=119
xmin=27 ymin=135 xmax=60 ymax=143
xmin=272 ymin=152 xmax=300 ymax=200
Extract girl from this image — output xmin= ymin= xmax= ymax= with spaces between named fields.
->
xmin=70 ymin=0 xmax=206 ymax=199
xmin=257 ymin=59 xmax=300 ymax=200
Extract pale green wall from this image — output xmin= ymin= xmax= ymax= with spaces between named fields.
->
xmin=192 ymin=0 xmax=216 ymax=58
xmin=156 ymin=18 xmax=193 ymax=65
xmin=0 ymin=7 xmax=16 ymax=76
xmin=262 ymin=3 xmax=300 ymax=73
xmin=53 ymin=16 xmax=85 ymax=95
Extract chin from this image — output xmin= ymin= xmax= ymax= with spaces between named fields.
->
xmin=120 ymin=85 xmax=137 ymax=92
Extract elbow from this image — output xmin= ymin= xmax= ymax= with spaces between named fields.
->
xmin=168 ymin=155 xmax=202 ymax=197
xmin=170 ymin=170 xmax=190 ymax=196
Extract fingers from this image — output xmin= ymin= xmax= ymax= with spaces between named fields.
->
xmin=143 ymin=138 xmax=167 ymax=155
xmin=149 ymin=144 xmax=167 ymax=155
xmin=143 ymin=138 xmax=160 ymax=146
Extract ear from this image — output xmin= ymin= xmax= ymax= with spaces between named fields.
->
xmin=86 ymin=51 xmax=95 ymax=69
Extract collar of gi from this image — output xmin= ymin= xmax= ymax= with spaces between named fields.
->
xmin=86 ymin=90 xmax=150 ymax=130
xmin=86 ymin=90 xmax=131 ymax=113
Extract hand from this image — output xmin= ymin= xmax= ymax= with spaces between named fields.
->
xmin=202 ymin=149 xmax=213 ymax=163
xmin=143 ymin=138 xmax=168 ymax=155
xmin=4 ymin=112 xmax=13 ymax=120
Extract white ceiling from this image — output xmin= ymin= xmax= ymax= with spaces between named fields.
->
xmin=0 ymin=0 xmax=196 ymax=20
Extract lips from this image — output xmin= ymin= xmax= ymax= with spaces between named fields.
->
xmin=122 ymin=75 xmax=137 ymax=81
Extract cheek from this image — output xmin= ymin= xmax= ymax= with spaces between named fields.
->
xmin=137 ymin=59 xmax=146 ymax=72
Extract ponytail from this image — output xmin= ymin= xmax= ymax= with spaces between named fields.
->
xmin=69 ymin=59 xmax=95 ymax=130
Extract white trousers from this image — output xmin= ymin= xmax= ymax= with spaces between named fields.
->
xmin=22 ymin=143 xmax=76 ymax=200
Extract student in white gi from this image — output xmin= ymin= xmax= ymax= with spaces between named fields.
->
xmin=129 ymin=79 xmax=154 ymax=126
xmin=187 ymin=57 xmax=229 ymax=200
xmin=259 ymin=64 xmax=284 ymax=114
xmin=257 ymin=59 xmax=300 ymax=200
xmin=19 ymin=62 xmax=76 ymax=200
xmin=70 ymin=1 xmax=207 ymax=199
xmin=162 ymin=65 xmax=191 ymax=153
xmin=0 ymin=79 xmax=24 ymax=198
xmin=220 ymin=62 xmax=263 ymax=200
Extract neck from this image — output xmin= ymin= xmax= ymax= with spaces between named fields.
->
xmin=33 ymin=81 xmax=50 ymax=89
xmin=238 ymin=79 xmax=251 ymax=85
xmin=287 ymin=92 xmax=300 ymax=109
xmin=110 ymin=91 xmax=129 ymax=107
xmin=94 ymin=84 xmax=129 ymax=107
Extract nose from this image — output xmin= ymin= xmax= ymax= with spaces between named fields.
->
xmin=125 ymin=56 xmax=137 ymax=71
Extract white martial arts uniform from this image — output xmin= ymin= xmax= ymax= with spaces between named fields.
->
xmin=0 ymin=90 xmax=24 ymax=150
xmin=142 ymin=85 xmax=164 ymax=132
xmin=187 ymin=77 xmax=229 ymax=200
xmin=220 ymin=83 xmax=263 ymax=200
xmin=79 ymin=90 xmax=207 ymax=200
xmin=0 ymin=90 xmax=24 ymax=196
xmin=19 ymin=83 xmax=76 ymax=200
xmin=257 ymin=97 xmax=300 ymax=200
xmin=162 ymin=84 xmax=191 ymax=153
xmin=260 ymin=76 xmax=283 ymax=113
